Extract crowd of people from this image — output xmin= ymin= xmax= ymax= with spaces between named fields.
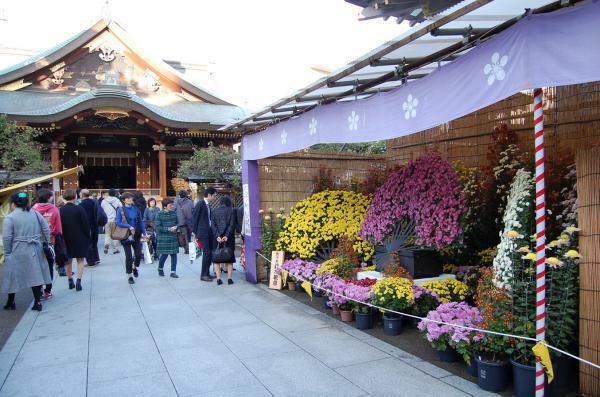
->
xmin=1 ymin=186 xmax=242 ymax=311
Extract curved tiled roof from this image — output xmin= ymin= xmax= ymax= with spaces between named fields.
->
xmin=0 ymin=89 xmax=248 ymax=129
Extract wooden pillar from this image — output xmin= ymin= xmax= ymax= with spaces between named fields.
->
xmin=577 ymin=148 xmax=600 ymax=395
xmin=158 ymin=144 xmax=167 ymax=197
xmin=50 ymin=142 xmax=60 ymax=173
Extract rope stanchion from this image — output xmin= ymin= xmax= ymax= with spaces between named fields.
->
xmin=533 ymin=88 xmax=546 ymax=396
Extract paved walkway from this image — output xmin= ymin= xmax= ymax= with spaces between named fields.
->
xmin=0 ymin=247 xmax=496 ymax=397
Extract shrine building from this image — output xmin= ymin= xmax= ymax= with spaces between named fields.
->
xmin=0 ymin=19 xmax=245 ymax=197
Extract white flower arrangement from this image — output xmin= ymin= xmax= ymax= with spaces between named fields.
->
xmin=493 ymin=169 xmax=534 ymax=291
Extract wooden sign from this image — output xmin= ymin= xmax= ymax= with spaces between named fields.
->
xmin=269 ymin=251 xmax=285 ymax=290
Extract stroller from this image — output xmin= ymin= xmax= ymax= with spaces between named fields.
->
xmin=144 ymin=221 xmax=158 ymax=260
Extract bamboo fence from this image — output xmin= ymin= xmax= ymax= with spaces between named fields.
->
xmin=257 ymin=150 xmax=385 ymax=211
xmin=577 ymin=148 xmax=600 ymax=396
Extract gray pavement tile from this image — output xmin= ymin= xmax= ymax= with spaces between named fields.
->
xmin=13 ymin=334 xmax=88 ymax=370
xmin=408 ymin=359 xmax=453 ymax=379
xmin=218 ymin=321 xmax=301 ymax=359
xmin=0 ymin=360 xmax=87 ymax=397
xmin=243 ymin=349 xmax=366 ymax=397
xmin=343 ymin=327 xmax=374 ymax=340
xmin=151 ymin=323 xmax=215 ymax=352
xmin=87 ymin=371 xmax=177 ymax=397
xmin=199 ymin=305 xmax=260 ymax=329
xmin=89 ymin=313 xmax=150 ymax=344
xmin=361 ymin=336 xmax=422 ymax=361
xmin=252 ymin=306 xmax=332 ymax=333
xmin=188 ymin=382 xmax=272 ymax=397
xmin=88 ymin=337 xmax=165 ymax=383
xmin=161 ymin=345 xmax=257 ymax=395
xmin=440 ymin=375 xmax=501 ymax=397
xmin=291 ymin=326 xmax=389 ymax=368
xmin=335 ymin=357 xmax=469 ymax=397
xmin=145 ymin=312 xmax=206 ymax=331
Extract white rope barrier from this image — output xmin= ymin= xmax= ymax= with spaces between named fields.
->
xmin=255 ymin=250 xmax=600 ymax=371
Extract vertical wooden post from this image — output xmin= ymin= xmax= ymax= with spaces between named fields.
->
xmin=50 ymin=142 xmax=60 ymax=173
xmin=158 ymin=144 xmax=167 ymax=197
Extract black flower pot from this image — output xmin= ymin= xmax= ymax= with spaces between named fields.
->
xmin=510 ymin=358 xmax=552 ymax=397
xmin=355 ymin=311 xmax=373 ymax=330
xmin=322 ymin=296 xmax=331 ymax=310
xmin=466 ymin=355 xmax=478 ymax=377
xmin=475 ymin=357 xmax=510 ymax=392
xmin=437 ymin=346 xmax=460 ymax=362
xmin=382 ymin=313 xmax=403 ymax=336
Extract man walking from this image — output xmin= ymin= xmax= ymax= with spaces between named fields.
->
xmin=192 ymin=187 xmax=217 ymax=282
xmin=101 ymin=189 xmax=122 ymax=255
xmin=174 ymin=190 xmax=194 ymax=254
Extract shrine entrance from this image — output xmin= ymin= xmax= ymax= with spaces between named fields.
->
xmin=79 ymin=165 xmax=136 ymax=191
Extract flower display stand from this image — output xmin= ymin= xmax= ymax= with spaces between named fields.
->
xmin=398 ymin=249 xmax=441 ymax=278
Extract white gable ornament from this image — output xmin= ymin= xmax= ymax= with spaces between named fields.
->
xmin=98 ymin=43 xmax=116 ymax=62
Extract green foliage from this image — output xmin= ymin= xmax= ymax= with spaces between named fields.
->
xmin=176 ymin=143 xmax=241 ymax=188
xmin=310 ymin=141 xmax=386 ymax=154
xmin=0 ymin=115 xmax=47 ymax=186
xmin=259 ymin=208 xmax=286 ymax=261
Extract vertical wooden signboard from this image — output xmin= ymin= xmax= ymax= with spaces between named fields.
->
xmin=269 ymin=251 xmax=284 ymax=290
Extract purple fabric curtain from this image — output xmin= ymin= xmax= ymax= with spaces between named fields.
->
xmin=242 ymin=0 xmax=600 ymax=160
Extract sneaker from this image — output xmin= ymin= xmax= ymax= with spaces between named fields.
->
xmin=170 ymin=273 xmax=179 ymax=278
xmin=228 ymin=279 xmax=234 ymax=285
xmin=128 ymin=277 xmax=135 ymax=285
xmin=42 ymin=291 xmax=53 ymax=301
xmin=103 ymin=245 xmax=109 ymax=254
xmin=158 ymin=269 xmax=165 ymax=277
xmin=133 ymin=268 xmax=139 ymax=278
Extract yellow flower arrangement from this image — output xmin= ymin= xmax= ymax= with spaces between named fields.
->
xmin=564 ymin=249 xmax=581 ymax=259
xmin=421 ymin=278 xmax=468 ymax=303
xmin=360 ymin=265 xmax=377 ymax=272
xmin=522 ymin=252 xmax=537 ymax=261
xmin=276 ymin=190 xmax=374 ymax=260
xmin=316 ymin=258 xmax=341 ymax=276
xmin=371 ymin=277 xmax=414 ymax=312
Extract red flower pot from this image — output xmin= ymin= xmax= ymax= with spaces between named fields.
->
xmin=288 ymin=281 xmax=297 ymax=291
xmin=332 ymin=304 xmax=340 ymax=315
xmin=339 ymin=309 xmax=354 ymax=322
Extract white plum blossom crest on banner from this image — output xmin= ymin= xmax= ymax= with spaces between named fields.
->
xmin=309 ymin=118 xmax=317 ymax=135
xmin=258 ymin=138 xmax=264 ymax=151
xmin=402 ymin=94 xmax=419 ymax=119
xmin=484 ymin=52 xmax=509 ymax=86
xmin=348 ymin=111 xmax=359 ymax=131
xmin=280 ymin=130 xmax=288 ymax=145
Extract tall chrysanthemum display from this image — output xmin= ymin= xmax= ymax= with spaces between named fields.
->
xmin=275 ymin=190 xmax=374 ymax=261
xmin=360 ymin=153 xmax=464 ymax=250
xmin=492 ymin=169 xmax=534 ymax=291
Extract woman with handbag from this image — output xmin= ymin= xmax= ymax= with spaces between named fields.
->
xmin=2 ymin=192 xmax=51 ymax=311
xmin=115 ymin=192 xmax=147 ymax=285
xmin=60 ymin=189 xmax=91 ymax=291
xmin=32 ymin=188 xmax=62 ymax=300
xmin=154 ymin=198 xmax=179 ymax=278
xmin=210 ymin=196 xmax=236 ymax=285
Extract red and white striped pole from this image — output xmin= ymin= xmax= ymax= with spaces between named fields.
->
xmin=533 ymin=88 xmax=546 ymax=396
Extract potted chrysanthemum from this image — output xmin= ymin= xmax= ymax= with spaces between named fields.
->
xmin=371 ymin=277 xmax=414 ymax=335
xmin=344 ymin=279 xmax=375 ymax=329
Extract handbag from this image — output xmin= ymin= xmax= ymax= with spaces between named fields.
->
xmin=35 ymin=212 xmax=55 ymax=264
xmin=177 ymin=229 xmax=187 ymax=248
xmin=110 ymin=207 xmax=131 ymax=241
xmin=212 ymin=242 xmax=233 ymax=263
xmin=142 ymin=241 xmax=153 ymax=265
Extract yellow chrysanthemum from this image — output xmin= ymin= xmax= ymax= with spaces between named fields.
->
xmin=522 ymin=252 xmax=537 ymax=261
xmin=564 ymin=250 xmax=581 ymax=259
xmin=517 ymin=246 xmax=531 ymax=253
xmin=505 ymin=230 xmax=524 ymax=239
xmin=565 ymin=226 xmax=580 ymax=235
xmin=546 ymin=257 xmax=564 ymax=268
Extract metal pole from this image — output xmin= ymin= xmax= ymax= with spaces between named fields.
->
xmin=533 ymin=88 xmax=546 ymax=396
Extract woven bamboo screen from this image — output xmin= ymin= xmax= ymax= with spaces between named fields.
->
xmin=577 ymin=148 xmax=600 ymax=396
xmin=258 ymin=150 xmax=385 ymax=211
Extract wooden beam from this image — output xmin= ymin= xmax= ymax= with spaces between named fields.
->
xmin=158 ymin=147 xmax=167 ymax=197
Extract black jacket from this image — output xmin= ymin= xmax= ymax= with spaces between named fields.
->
xmin=60 ymin=203 xmax=90 ymax=258
xmin=79 ymin=198 xmax=98 ymax=240
xmin=211 ymin=206 xmax=235 ymax=239
xmin=192 ymin=199 xmax=211 ymax=238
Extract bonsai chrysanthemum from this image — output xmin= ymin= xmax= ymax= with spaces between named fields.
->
xmin=360 ymin=153 xmax=464 ymax=249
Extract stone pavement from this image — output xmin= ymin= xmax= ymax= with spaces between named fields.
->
xmin=0 ymin=247 xmax=498 ymax=397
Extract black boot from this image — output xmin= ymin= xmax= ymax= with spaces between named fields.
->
xmin=31 ymin=301 xmax=42 ymax=311
xmin=3 ymin=301 xmax=15 ymax=310
xmin=75 ymin=279 xmax=82 ymax=291
xmin=68 ymin=278 xmax=75 ymax=290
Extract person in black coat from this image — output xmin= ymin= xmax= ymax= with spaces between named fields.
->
xmin=192 ymin=187 xmax=217 ymax=282
xmin=211 ymin=196 xmax=236 ymax=285
xmin=133 ymin=191 xmax=147 ymax=215
xmin=79 ymin=189 xmax=100 ymax=267
xmin=59 ymin=189 xmax=90 ymax=291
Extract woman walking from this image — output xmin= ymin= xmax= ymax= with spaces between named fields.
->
xmin=155 ymin=198 xmax=179 ymax=278
xmin=2 ymin=192 xmax=52 ymax=311
xmin=32 ymin=189 xmax=62 ymax=300
xmin=116 ymin=192 xmax=147 ymax=284
xmin=211 ymin=196 xmax=236 ymax=285
xmin=60 ymin=189 xmax=90 ymax=291
xmin=143 ymin=198 xmax=160 ymax=259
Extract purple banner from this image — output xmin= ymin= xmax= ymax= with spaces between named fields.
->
xmin=242 ymin=1 xmax=600 ymax=160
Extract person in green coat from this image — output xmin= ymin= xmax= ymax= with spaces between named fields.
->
xmin=155 ymin=198 xmax=179 ymax=278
